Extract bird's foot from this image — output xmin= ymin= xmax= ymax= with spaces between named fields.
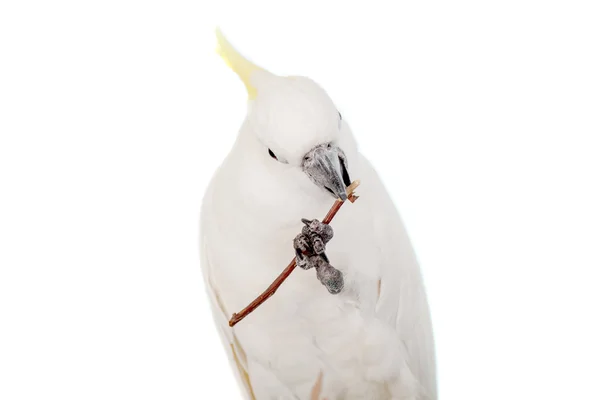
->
xmin=293 ymin=218 xmax=343 ymax=294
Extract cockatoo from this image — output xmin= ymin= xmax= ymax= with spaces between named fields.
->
xmin=200 ymin=29 xmax=437 ymax=400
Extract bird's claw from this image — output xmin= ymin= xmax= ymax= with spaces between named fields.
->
xmin=293 ymin=219 xmax=343 ymax=294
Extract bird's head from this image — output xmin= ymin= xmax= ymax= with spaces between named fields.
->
xmin=216 ymin=29 xmax=355 ymax=202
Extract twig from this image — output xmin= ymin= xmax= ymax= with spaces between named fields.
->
xmin=228 ymin=180 xmax=361 ymax=327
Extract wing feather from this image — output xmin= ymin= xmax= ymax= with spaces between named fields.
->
xmin=200 ymin=237 xmax=256 ymax=400
xmin=361 ymin=157 xmax=438 ymax=398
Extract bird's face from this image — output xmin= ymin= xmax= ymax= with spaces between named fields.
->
xmin=215 ymin=29 xmax=356 ymax=201
xmin=248 ymin=74 xmax=353 ymax=201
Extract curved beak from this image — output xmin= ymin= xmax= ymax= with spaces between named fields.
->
xmin=302 ymin=143 xmax=351 ymax=201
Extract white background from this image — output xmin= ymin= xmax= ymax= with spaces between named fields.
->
xmin=1 ymin=1 xmax=599 ymax=399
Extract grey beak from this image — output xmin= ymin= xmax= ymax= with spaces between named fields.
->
xmin=302 ymin=143 xmax=351 ymax=201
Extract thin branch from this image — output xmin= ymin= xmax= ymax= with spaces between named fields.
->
xmin=228 ymin=180 xmax=361 ymax=327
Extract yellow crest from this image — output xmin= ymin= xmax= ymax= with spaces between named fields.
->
xmin=215 ymin=28 xmax=265 ymax=100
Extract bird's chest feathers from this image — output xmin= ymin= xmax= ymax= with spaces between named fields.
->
xmin=216 ymin=203 xmax=382 ymax=324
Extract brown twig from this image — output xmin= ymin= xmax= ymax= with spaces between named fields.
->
xmin=228 ymin=180 xmax=361 ymax=327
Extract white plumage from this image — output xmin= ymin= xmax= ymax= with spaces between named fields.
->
xmin=200 ymin=30 xmax=437 ymax=400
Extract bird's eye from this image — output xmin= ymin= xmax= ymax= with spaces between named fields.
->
xmin=268 ymin=148 xmax=278 ymax=160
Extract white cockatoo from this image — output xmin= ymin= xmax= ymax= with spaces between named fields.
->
xmin=200 ymin=29 xmax=437 ymax=400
